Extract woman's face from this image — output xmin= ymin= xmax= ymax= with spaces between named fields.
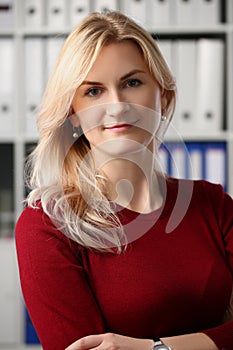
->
xmin=71 ymin=40 xmax=162 ymax=156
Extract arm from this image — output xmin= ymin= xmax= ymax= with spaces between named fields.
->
xmin=16 ymin=183 xmax=233 ymax=350
xmin=15 ymin=205 xmax=106 ymax=350
xmin=65 ymin=332 xmax=218 ymax=350
xmin=65 ymin=182 xmax=233 ymax=350
xmin=161 ymin=333 xmax=218 ymax=350
xmin=162 ymin=183 xmax=233 ymax=350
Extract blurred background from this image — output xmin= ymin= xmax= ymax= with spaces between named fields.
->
xmin=0 ymin=0 xmax=232 ymax=348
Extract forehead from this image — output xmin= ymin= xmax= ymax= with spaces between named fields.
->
xmin=84 ymin=40 xmax=149 ymax=80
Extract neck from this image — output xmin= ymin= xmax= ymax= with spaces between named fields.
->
xmin=94 ymin=148 xmax=164 ymax=213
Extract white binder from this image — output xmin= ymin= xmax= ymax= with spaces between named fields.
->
xmin=188 ymin=148 xmax=202 ymax=180
xmin=0 ymin=38 xmax=14 ymax=136
xmin=94 ymin=0 xmax=118 ymax=12
xmin=196 ymin=0 xmax=220 ymax=26
xmin=0 ymin=241 xmax=21 ymax=343
xmin=174 ymin=0 xmax=197 ymax=26
xmin=69 ymin=0 xmax=90 ymax=27
xmin=196 ymin=39 xmax=224 ymax=132
xmin=170 ymin=145 xmax=186 ymax=179
xmin=120 ymin=0 xmax=147 ymax=27
xmin=157 ymin=40 xmax=173 ymax=71
xmin=176 ymin=40 xmax=197 ymax=134
xmin=45 ymin=36 xmax=65 ymax=82
xmin=205 ymin=146 xmax=225 ymax=187
xmin=158 ymin=146 xmax=169 ymax=173
xmin=47 ymin=0 xmax=66 ymax=28
xmin=147 ymin=0 xmax=171 ymax=29
xmin=24 ymin=38 xmax=44 ymax=136
xmin=24 ymin=0 xmax=43 ymax=27
xmin=163 ymin=40 xmax=179 ymax=138
xmin=0 ymin=0 xmax=14 ymax=28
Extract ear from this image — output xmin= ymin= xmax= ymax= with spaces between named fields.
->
xmin=69 ymin=106 xmax=80 ymax=127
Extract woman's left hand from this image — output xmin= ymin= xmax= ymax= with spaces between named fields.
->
xmin=65 ymin=333 xmax=154 ymax=350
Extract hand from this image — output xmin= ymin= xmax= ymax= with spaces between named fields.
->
xmin=65 ymin=333 xmax=154 ymax=350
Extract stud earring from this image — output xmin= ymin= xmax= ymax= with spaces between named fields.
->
xmin=72 ymin=126 xmax=80 ymax=138
xmin=161 ymin=115 xmax=167 ymax=121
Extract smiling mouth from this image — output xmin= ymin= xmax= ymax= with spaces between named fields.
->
xmin=104 ymin=124 xmax=135 ymax=132
xmin=104 ymin=120 xmax=139 ymax=131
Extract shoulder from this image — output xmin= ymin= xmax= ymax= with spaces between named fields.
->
xmin=16 ymin=202 xmax=54 ymax=236
xmin=162 ymin=177 xmax=233 ymax=242
xmin=166 ymin=176 xmax=232 ymax=226
xmin=15 ymin=202 xmax=78 ymax=254
xmin=166 ymin=176 xmax=231 ymax=202
xmin=191 ymin=179 xmax=232 ymax=212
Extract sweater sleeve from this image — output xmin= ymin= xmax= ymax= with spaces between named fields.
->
xmin=201 ymin=183 xmax=233 ymax=350
xmin=15 ymin=205 xmax=106 ymax=350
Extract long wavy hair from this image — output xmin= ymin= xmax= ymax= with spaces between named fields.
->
xmin=26 ymin=11 xmax=176 ymax=252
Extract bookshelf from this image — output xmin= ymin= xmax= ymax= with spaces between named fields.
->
xmin=0 ymin=0 xmax=232 ymax=346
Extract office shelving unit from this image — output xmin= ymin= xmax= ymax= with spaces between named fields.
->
xmin=0 ymin=0 xmax=232 ymax=347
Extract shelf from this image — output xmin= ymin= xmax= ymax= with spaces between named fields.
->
xmin=0 ymin=24 xmax=230 ymax=38
xmin=150 ymin=23 xmax=229 ymax=36
xmin=164 ymin=130 xmax=232 ymax=142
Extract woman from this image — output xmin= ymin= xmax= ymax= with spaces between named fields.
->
xmin=15 ymin=11 xmax=233 ymax=350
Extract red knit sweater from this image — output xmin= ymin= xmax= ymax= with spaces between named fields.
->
xmin=15 ymin=178 xmax=233 ymax=350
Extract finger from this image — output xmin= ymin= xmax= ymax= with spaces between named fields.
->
xmin=65 ymin=334 xmax=103 ymax=350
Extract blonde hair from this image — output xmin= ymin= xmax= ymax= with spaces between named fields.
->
xmin=26 ymin=11 xmax=176 ymax=252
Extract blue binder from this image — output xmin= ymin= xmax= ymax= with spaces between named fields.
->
xmin=25 ymin=307 xmax=40 ymax=344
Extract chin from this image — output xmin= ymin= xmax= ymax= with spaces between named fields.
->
xmin=93 ymin=137 xmax=154 ymax=158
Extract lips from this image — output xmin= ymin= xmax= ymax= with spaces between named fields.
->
xmin=104 ymin=123 xmax=134 ymax=132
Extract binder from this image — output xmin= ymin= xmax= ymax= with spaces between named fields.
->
xmin=158 ymin=40 xmax=180 ymax=138
xmin=0 ymin=38 xmax=14 ymax=136
xmin=196 ymin=39 xmax=224 ymax=132
xmin=24 ymin=0 xmax=43 ymax=27
xmin=196 ymin=0 xmax=220 ymax=26
xmin=175 ymin=40 xmax=197 ymax=134
xmin=204 ymin=142 xmax=226 ymax=189
xmin=69 ymin=0 xmax=90 ymax=27
xmin=157 ymin=40 xmax=173 ymax=71
xmin=24 ymin=38 xmax=44 ymax=136
xmin=161 ymin=141 xmax=227 ymax=190
xmin=147 ymin=0 xmax=171 ymax=29
xmin=0 ymin=144 xmax=14 ymax=238
xmin=0 ymin=0 xmax=14 ymax=28
xmin=120 ymin=0 xmax=147 ymax=27
xmin=174 ymin=0 xmax=197 ymax=26
xmin=168 ymin=143 xmax=187 ymax=179
xmin=94 ymin=0 xmax=118 ymax=12
xmin=45 ymin=36 xmax=65 ymax=82
xmin=187 ymin=142 xmax=203 ymax=180
xmin=158 ymin=144 xmax=169 ymax=174
xmin=0 ymin=241 xmax=19 ymax=343
xmin=47 ymin=0 xmax=66 ymax=28
xmin=25 ymin=308 xmax=40 ymax=344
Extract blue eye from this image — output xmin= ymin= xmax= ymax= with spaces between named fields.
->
xmin=86 ymin=87 xmax=102 ymax=97
xmin=126 ymin=79 xmax=141 ymax=88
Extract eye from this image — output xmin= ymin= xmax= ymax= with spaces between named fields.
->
xmin=125 ymin=79 xmax=142 ymax=88
xmin=85 ymin=87 xmax=102 ymax=97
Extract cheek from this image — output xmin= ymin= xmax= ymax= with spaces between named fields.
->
xmin=82 ymin=129 xmax=100 ymax=147
xmin=78 ymin=105 xmax=105 ymax=133
xmin=146 ymin=92 xmax=162 ymax=112
xmin=78 ymin=106 xmax=105 ymax=146
xmin=79 ymin=121 xmax=102 ymax=147
xmin=132 ymin=104 xmax=161 ymax=136
xmin=136 ymin=86 xmax=162 ymax=112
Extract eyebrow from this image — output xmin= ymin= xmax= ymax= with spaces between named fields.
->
xmin=80 ymin=69 xmax=146 ymax=86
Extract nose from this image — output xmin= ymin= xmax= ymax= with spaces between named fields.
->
xmin=106 ymin=102 xmax=130 ymax=117
xmin=105 ymin=90 xmax=129 ymax=117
